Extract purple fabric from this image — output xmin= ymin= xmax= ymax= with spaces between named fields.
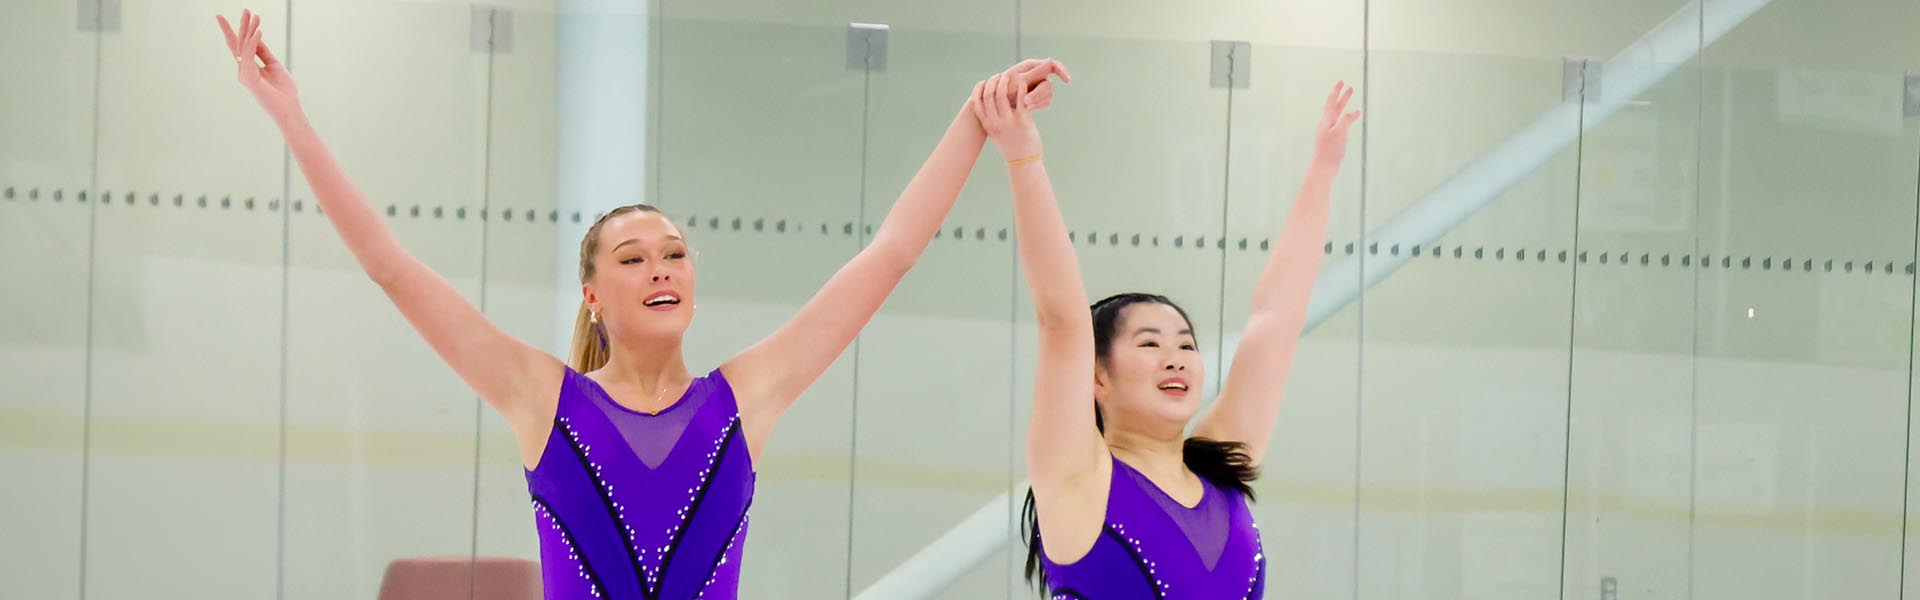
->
xmin=524 ymin=368 xmax=755 ymax=599
xmin=1122 ymin=463 xmax=1230 ymax=571
xmin=587 ymin=376 xmax=710 ymax=470
xmin=1039 ymin=456 xmax=1266 ymax=599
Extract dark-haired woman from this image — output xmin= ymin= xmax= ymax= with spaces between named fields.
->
xmin=974 ymin=78 xmax=1359 ymax=598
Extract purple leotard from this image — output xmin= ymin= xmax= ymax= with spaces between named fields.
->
xmin=1039 ymin=456 xmax=1265 ymax=599
xmin=524 ymin=367 xmax=755 ymax=599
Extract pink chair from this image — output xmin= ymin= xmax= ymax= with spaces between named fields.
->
xmin=377 ymin=556 xmax=541 ymax=600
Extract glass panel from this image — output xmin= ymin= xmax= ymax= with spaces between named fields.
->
xmin=1351 ymin=62 xmax=1574 ymax=600
xmin=280 ymin=1 xmax=492 ymax=597
xmin=0 ymin=0 xmax=97 ymax=596
xmin=1356 ymin=0 xmax=1619 ymax=594
xmin=1693 ymin=0 xmax=1920 ymax=597
xmin=1221 ymin=3 xmax=1365 ymax=597
xmin=655 ymin=1 xmax=868 ymax=596
xmin=17 ymin=0 xmax=1920 ymax=596
xmin=844 ymin=2 xmax=1019 ymax=598
xmin=85 ymin=2 xmax=289 ymax=596
xmin=1564 ymin=2 xmax=1705 ymax=598
xmin=474 ymin=0 xmax=561 ymax=575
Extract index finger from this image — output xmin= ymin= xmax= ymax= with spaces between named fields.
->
xmin=1045 ymin=59 xmax=1071 ymax=84
xmin=1007 ymin=58 xmax=1049 ymax=73
xmin=216 ymin=15 xmax=239 ymax=55
xmin=1014 ymin=58 xmax=1071 ymax=83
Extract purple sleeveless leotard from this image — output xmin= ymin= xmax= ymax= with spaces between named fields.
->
xmin=1039 ymin=456 xmax=1265 ymax=599
xmin=524 ymin=367 xmax=755 ymax=599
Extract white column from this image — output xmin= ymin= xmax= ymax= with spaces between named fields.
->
xmin=551 ymin=0 xmax=650 ymax=354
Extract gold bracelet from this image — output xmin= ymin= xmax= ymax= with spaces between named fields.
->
xmin=1007 ymin=153 xmax=1043 ymax=167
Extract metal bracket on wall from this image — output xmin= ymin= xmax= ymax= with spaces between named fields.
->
xmin=847 ymin=22 xmax=889 ymax=72
xmin=1210 ymin=40 xmax=1251 ymax=89
xmin=77 ymin=0 xmax=121 ymax=33
xmin=1904 ymin=70 xmax=1920 ymax=118
xmin=1564 ymin=57 xmax=1600 ymax=104
xmin=472 ymin=5 xmax=513 ymax=53
xmin=1600 ymin=576 xmax=1618 ymax=600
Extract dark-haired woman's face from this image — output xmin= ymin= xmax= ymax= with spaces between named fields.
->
xmin=1094 ymin=303 xmax=1206 ymax=433
xmin=584 ymin=211 xmax=698 ymax=341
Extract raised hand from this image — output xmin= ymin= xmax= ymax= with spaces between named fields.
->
xmin=1314 ymin=82 xmax=1361 ymax=166
xmin=1011 ymin=58 xmax=1068 ymax=112
xmin=971 ymin=58 xmax=1071 ymax=161
xmin=217 ymin=9 xmax=302 ymax=126
xmin=966 ymin=58 xmax=1069 ymax=119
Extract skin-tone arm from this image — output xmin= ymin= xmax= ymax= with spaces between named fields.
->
xmin=217 ymin=9 xmax=562 ymax=458
xmin=1191 ymin=82 xmax=1360 ymax=465
xmin=722 ymin=60 xmax=1072 ymax=439
xmin=971 ymin=63 xmax=1109 ymax=526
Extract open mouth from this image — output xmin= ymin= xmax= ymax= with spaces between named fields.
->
xmin=643 ymin=292 xmax=681 ymax=309
xmin=1157 ymin=378 xmax=1189 ymax=396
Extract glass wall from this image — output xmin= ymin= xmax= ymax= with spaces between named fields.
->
xmin=3 ymin=0 xmax=1919 ymax=598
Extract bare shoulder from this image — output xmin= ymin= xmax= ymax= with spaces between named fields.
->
xmin=1031 ymin=455 xmax=1113 ymax=566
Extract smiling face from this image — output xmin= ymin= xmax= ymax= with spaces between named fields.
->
xmin=580 ymin=207 xmax=697 ymax=344
xmin=1092 ymin=297 xmax=1206 ymax=437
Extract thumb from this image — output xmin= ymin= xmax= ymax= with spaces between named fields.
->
xmin=1026 ymin=81 xmax=1055 ymax=109
xmin=1338 ymin=110 xmax=1362 ymax=131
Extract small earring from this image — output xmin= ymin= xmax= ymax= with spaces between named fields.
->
xmin=590 ymin=311 xmax=600 ymax=324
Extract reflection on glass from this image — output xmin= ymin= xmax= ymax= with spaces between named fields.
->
xmin=655 ymin=1 xmax=866 ymax=596
xmin=1221 ymin=13 xmax=1366 ymax=598
xmin=844 ymin=2 xmax=1019 ymax=599
xmin=0 ymin=1 xmax=97 ymax=597
xmin=280 ymin=2 xmax=497 ymax=598
xmin=1689 ymin=0 xmax=1918 ymax=597
xmin=85 ymin=3 xmax=288 ymax=597
xmin=4 ymin=0 xmax=1919 ymax=597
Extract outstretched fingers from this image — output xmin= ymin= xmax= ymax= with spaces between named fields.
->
xmin=216 ymin=15 xmax=240 ymax=56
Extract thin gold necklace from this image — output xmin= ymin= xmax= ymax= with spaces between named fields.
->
xmin=642 ymin=379 xmax=686 ymax=414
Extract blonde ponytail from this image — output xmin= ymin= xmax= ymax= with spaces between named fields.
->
xmin=568 ymin=301 xmax=610 ymax=373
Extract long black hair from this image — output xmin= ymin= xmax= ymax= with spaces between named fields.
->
xmin=1021 ymin=292 xmax=1259 ymax=593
